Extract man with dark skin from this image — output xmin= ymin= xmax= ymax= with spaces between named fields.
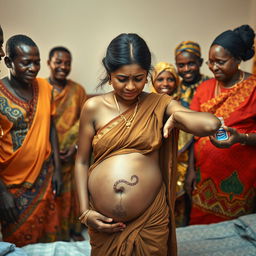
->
xmin=175 ymin=41 xmax=210 ymax=108
xmin=173 ymin=41 xmax=211 ymax=226
xmin=46 ymin=46 xmax=87 ymax=241
xmin=0 ymin=34 xmax=62 ymax=246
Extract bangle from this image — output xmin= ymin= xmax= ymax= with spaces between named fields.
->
xmin=240 ymin=133 xmax=249 ymax=146
xmin=0 ymin=125 xmax=3 ymax=138
xmin=78 ymin=209 xmax=92 ymax=226
xmin=75 ymin=144 xmax=78 ymax=150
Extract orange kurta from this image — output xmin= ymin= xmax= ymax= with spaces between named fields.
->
xmin=0 ymin=78 xmax=54 ymax=186
xmin=88 ymin=93 xmax=178 ymax=256
xmin=53 ymin=79 xmax=87 ymax=150
xmin=0 ymin=78 xmax=61 ymax=246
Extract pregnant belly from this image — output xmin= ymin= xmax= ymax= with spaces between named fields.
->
xmin=88 ymin=152 xmax=162 ymax=222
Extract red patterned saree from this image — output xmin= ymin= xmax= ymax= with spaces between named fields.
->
xmin=190 ymin=76 xmax=256 ymax=224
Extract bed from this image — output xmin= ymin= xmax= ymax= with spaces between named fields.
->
xmin=1 ymin=213 xmax=256 ymax=256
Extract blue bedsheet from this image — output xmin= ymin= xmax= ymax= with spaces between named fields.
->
xmin=176 ymin=213 xmax=256 ymax=256
xmin=18 ymin=213 xmax=256 ymax=256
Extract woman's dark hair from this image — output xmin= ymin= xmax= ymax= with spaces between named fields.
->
xmin=211 ymin=24 xmax=255 ymax=61
xmin=98 ymin=33 xmax=151 ymax=88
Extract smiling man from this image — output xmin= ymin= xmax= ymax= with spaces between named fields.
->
xmin=173 ymin=41 xmax=211 ymax=227
xmin=0 ymin=35 xmax=62 ymax=246
xmin=47 ymin=46 xmax=87 ymax=241
xmin=175 ymin=40 xmax=210 ymax=108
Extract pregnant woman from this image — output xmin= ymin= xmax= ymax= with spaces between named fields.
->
xmin=75 ymin=33 xmax=220 ymax=256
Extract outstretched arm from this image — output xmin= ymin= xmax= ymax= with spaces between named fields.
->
xmin=164 ymin=100 xmax=221 ymax=138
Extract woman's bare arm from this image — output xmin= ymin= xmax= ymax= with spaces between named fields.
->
xmin=75 ymin=99 xmax=96 ymax=214
xmin=164 ymin=100 xmax=221 ymax=137
xmin=75 ymin=97 xmax=126 ymax=233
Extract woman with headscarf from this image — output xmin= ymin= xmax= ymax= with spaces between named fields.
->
xmin=151 ymin=62 xmax=180 ymax=98
xmin=189 ymin=24 xmax=256 ymax=224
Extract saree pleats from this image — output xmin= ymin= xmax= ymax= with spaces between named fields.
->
xmin=89 ymin=184 xmax=169 ymax=256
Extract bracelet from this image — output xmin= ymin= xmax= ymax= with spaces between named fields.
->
xmin=75 ymin=144 xmax=78 ymax=150
xmin=78 ymin=209 xmax=92 ymax=226
xmin=0 ymin=125 xmax=3 ymax=138
xmin=240 ymin=133 xmax=249 ymax=146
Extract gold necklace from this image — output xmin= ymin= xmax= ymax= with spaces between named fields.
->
xmin=113 ymin=94 xmax=139 ymax=128
xmin=215 ymin=70 xmax=245 ymax=96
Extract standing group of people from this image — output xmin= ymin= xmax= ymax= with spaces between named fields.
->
xmin=151 ymin=24 xmax=256 ymax=231
xmin=0 ymin=23 xmax=255 ymax=256
xmin=0 ymin=27 xmax=86 ymax=246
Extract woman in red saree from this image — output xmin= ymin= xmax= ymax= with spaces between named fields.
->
xmin=189 ymin=25 xmax=256 ymax=225
xmin=75 ymin=33 xmax=220 ymax=256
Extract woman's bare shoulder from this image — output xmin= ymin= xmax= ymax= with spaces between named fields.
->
xmin=81 ymin=93 xmax=113 ymax=118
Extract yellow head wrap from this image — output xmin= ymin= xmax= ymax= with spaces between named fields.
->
xmin=151 ymin=62 xmax=180 ymax=93
xmin=175 ymin=40 xmax=201 ymax=57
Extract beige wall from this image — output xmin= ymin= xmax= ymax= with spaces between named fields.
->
xmin=0 ymin=0 xmax=255 ymax=93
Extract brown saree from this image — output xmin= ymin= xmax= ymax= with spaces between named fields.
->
xmin=88 ymin=93 xmax=178 ymax=256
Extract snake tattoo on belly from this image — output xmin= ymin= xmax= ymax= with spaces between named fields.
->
xmin=112 ymin=175 xmax=139 ymax=219
xmin=113 ymin=175 xmax=139 ymax=193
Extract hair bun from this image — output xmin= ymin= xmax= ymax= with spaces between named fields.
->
xmin=234 ymin=25 xmax=255 ymax=60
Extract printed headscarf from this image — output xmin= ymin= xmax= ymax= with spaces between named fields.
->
xmin=175 ymin=41 xmax=201 ymax=58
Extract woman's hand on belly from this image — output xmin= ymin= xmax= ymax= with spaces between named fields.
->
xmin=84 ymin=209 xmax=126 ymax=233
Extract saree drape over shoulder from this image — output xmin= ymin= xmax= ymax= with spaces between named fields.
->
xmin=190 ymin=76 xmax=256 ymax=224
xmin=0 ymin=78 xmax=61 ymax=246
xmin=88 ymin=93 xmax=178 ymax=256
xmin=51 ymin=79 xmax=87 ymax=239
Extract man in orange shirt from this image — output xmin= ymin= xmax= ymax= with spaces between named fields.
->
xmin=0 ymin=34 xmax=62 ymax=246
